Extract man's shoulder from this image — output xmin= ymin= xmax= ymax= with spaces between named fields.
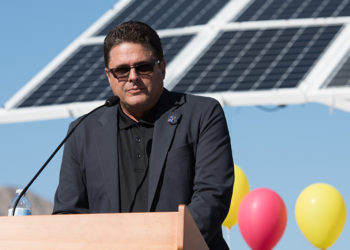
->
xmin=167 ymin=90 xmax=220 ymax=107
xmin=69 ymin=104 xmax=117 ymax=130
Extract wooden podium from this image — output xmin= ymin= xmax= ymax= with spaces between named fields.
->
xmin=0 ymin=205 xmax=208 ymax=249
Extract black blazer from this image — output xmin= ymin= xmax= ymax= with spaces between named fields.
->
xmin=53 ymin=89 xmax=234 ymax=249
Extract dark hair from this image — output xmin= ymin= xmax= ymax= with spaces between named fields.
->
xmin=103 ymin=21 xmax=163 ymax=67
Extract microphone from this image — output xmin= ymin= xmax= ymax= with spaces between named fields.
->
xmin=105 ymin=95 xmax=120 ymax=107
xmin=11 ymin=96 xmax=119 ymax=215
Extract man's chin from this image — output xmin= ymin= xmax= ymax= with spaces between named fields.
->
xmin=124 ymin=96 xmax=150 ymax=109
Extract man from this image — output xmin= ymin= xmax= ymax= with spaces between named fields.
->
xmin=53 ymin=21 xmax=234 ymax=249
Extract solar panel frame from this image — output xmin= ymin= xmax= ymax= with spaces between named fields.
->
xmin=3 ymin=0 xmax=350 ymax=123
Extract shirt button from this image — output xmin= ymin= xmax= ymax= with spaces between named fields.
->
xmin=135 ymin=137 xmax=142 ymax=143
xmin=136 ymin=153 xmax=142 ymax=159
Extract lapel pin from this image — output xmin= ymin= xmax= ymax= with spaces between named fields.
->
xmin=168 ymin=115 xmax=178 ymax=125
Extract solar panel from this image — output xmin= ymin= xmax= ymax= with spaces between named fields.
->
xmin=172 ymin=25 xmax=342 ymax=93
xmin=161 ymin=35 xmax=194 ymax=63
xmin=324 ymin=52 xmax=350 ymax=88
xmin=16 ymin=35 xmax=194 ymax=108
xmin=97 ymin=0 xmax=229 ymax=35
xmin=235 ymin=0 xmax=350 ymax=21
xmin=3 ymin=0 xmax=350 ymax=122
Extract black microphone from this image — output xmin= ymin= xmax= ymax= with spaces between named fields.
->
xmin=105 ymin=95 xmax=120 ymax=107
xmin=11 ymin=96 xmax=119 ymax=216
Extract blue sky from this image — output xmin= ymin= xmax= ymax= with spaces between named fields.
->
xmin=0 ymin=1 xmax=349 ymax=249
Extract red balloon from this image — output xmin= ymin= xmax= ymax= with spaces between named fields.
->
xmin=238 ymin=188 xmax=287 ymax=250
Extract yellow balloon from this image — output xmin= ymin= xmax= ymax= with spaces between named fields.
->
xmin=295 ymin=183 xmax=347 ymax=249
xmin=222 ymin=165 xmax=250 ymax=229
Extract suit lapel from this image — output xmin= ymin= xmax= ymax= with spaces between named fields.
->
xmin=147 ymin=90 xmax=184 ymax=211
xmin=94 ymin=105 xmax=120 ymax=212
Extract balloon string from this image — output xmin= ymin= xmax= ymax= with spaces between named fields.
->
xmin=226 ymin=227 xmax=231 ymax=249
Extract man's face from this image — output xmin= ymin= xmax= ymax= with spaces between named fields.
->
xmin=105 ymin=42 xmax=165 ymax=119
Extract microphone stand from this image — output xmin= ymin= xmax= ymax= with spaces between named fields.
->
xmin=12 ymin=96 xmax=119 ymax=216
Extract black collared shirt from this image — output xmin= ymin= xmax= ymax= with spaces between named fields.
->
xmin=117 ymin=105 xmax=155 ymax=212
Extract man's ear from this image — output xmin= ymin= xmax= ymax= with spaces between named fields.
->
xmin=161 ymin=59 xmax=166 ymax=79
xmin=105 ymin=68 xmax=113 ymax=88
xmin=105 ymin=68 xmax=111 ymax=80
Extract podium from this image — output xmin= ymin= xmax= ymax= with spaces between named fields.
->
xmin=0 ymin=205 xmax=208 ymax=249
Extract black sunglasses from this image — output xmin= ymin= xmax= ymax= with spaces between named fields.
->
xmin=108 ymin=60 xmax=161 ymax=80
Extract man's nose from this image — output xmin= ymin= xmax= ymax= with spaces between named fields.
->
xmin=128 ymin=67 xmax=139 ymax=81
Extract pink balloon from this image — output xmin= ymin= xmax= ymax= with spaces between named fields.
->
xmin=238 ymin=188 xmax=287 ymax=250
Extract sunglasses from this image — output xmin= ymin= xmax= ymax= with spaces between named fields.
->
xmin=108 ymin=60 xmax=161 ymax=80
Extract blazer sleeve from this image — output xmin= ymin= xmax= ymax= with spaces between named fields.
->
xmin=53 ymin=120 xmax=90 ymax=214
xmin=187 ymin=98 xmax=234 ymax=244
